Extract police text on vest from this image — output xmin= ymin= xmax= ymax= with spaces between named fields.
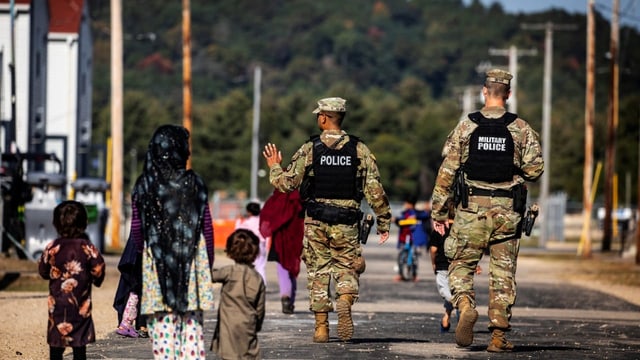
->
xmin=320 ymin=155 xmax=351 ymax=166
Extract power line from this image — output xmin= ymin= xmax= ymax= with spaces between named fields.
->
xmin=595 ymin=0 xmax=640 ymax=25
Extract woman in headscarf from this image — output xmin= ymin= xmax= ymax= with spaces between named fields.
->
xmin=130 ymin=125 xmax=215 ymax=359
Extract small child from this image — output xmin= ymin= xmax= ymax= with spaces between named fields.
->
xmin=393 ymin=195 xmax=430 ymax=281
xmin=38 ymin=200 xmax=106 ymax=360
xmin=430 ymin=216 xmax=456 ymax=332
xmin=211 ymin=229 xmax=266 ymax=360
xmin=235 ymin=202 xmax=268 ymax=285
xmin=430 ymin=200 xmax=481 ymax=333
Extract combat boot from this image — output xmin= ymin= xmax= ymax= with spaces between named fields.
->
xmin=336 ymin=294 xmax=355 ymax=341
xmin=454 ymin=297 xmax=478 ymax=347
xmin=313 ymin=312 xmax=329 ymax=343
xmin=487 ymin=328 xmax=514 ymax=352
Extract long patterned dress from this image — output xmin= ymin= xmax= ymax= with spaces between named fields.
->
xmin=38 ymin=237 xmax=106 ymax=348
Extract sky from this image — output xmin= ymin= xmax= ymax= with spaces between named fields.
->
xmin=463 ymin=0 xmax=640 ymax=29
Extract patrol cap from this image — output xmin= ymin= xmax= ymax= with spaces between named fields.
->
xmin=312 ymin=97 xmax=347 ymax=114
xmin=485 ymin=68 xmax=513 ymax=86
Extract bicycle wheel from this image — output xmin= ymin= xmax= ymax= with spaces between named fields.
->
xmin=410 ymin=252 xmax=418 ymax=281
xmin=397 ymin=249 xmax=412 ymax=281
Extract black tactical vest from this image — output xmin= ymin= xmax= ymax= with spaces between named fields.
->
xmin=465 ymin=112 xmax=517 ymax=183
xmin=305 ymin=135 xmax=361 ymax=200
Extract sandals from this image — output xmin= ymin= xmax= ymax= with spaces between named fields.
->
xmin=137 ymin=327 xmax=149 ymax=338
xmin=116 ymin=325 xmax=139 ymax=338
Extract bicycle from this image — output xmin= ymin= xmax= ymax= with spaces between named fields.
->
xmin=396 ymin=226 xmax=419 ymax=281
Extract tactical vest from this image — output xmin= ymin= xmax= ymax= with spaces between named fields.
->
xmin=465 ymin=111 xmax=517 ymax=183
xmin=303 ymin=135 xmax=362 ymax=201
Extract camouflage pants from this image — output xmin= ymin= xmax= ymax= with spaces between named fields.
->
xmin=444 ymin=195 xmax=521 ymax=330
xmin=302 ymin=217 xmax=359 ymax=313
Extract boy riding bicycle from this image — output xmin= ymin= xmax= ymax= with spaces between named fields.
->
xmin=393 ymin=196 xmax=430 ymax=281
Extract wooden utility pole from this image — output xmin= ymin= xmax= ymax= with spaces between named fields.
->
xmin=110 ymin=0 xmax=124 ymax=250
xmin=488 ymin=46 xmax=537 ymax=114
xmin=603 ymin=0 xmax=619 ymax=252
xmin=182 ymin=0 xmax=192 ymax=169
xmin=581 ymin=0 xmax=596 ymax=258
xmin=636 ymin=108 xmax=640 ymax=264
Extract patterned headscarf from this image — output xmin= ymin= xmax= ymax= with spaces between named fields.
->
xmin=132 ymin=125 xmax=208 ymax=313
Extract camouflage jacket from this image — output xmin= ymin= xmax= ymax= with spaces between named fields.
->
xmin=269 ymin=129 xmax=391 ymax=232
xmin=431 ymin=106 xmax=544 ymax=222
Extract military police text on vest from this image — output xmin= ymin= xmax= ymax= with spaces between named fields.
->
xmin=476 ymin=136 xmax=507 ymax=151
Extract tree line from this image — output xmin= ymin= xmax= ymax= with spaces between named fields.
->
xmin=88 ymin=0 xmax=640 ymax=205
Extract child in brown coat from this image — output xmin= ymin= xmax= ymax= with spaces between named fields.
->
xmin=211 ymin=229 xmax=266 ymax=360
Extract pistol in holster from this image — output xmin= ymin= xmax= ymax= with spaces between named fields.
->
xmin=521 ymin=204 xmax=539 ymax=236
xmin=453 ymin=167 xmax=468 ymax=208
xmin=359 ymin=213 xmax=375 ymax=244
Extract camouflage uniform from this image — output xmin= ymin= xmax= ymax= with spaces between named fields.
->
xmin=431 ymin=103 xmax=544 ymax=332
xmin=269 ymin=130 xmax=391 ymax=312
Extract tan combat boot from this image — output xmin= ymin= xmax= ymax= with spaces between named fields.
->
xmin=487 ymin=328 xmax=514 ymax=352
xmin=454 ymin=297 xmax=479 ymax=347
xmin=313 ymin=312 xmax=329 ymax=343
xmin=336 ymin=294 xmax=354 ymax=341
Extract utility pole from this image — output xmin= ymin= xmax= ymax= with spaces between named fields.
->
xmin=581 ymin=0 xmax=596 ymax=258
xmin=182 ymin=0 xmax=192 ymax=169
xmin=0 ymin=47 xmax=3 ymax=253
xmin=636 ymin=106 xmax=640 ymax=264
xmin=460 ymin=86 xmax=477 ymax=120
xmin=250 ymin=66 xmax=261 ymax=201
xmin=488 ymin=46 xmax=537 ymax=114
xmin=603 ymin=0 xmax=619 ymax=252
xmin=521 ymin=22 xmax=577 ymax=248
xmin=110 ymin=0 xmax=124 ymax=250
xmin=8 ymin=0 xmax=16 ymax=151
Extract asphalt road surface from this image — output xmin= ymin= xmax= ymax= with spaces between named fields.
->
xmin=85 ymin=242 xmax=640 ymax=360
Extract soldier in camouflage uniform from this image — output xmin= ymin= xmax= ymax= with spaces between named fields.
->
xmin=263 ymin=97 xmax=391 ymax=343
xmin=431 ymin=69 xmax=544 ymax=352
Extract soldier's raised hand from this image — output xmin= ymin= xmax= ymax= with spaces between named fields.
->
xmin=263 ymin=143 xmax=282 ymax=167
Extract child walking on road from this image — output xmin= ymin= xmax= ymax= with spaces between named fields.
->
xmin=38 ymin=200 xmax=106 ymax=360
xmin=235 ymin=202 xmax=268 ymax=285
xmin=211 ymin=229 xmax=266 ymax=360
xmin=430 ymin=201 xmax=481 ymax=333
xmin=430 ymin=216 xmax=456 ymax=332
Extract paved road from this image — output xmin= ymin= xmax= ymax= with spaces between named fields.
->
xmin=85 ymin=242 xmax=640 ymax=360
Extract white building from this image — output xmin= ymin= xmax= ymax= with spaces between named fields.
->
xmin=0 ymin=0 xmax=93 ymax=193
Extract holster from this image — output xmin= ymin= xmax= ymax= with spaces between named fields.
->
xmin=359 ymin=213 xmax=374 ymax=244
xmin=453 ymin=167 xmax=468 ymax=208
xmin=521 ymin=204 xmax=539 ymax=236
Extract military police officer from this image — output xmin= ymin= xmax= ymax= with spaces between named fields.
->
xmin=431 ymin=69 xmax=544 ymax=352
xmin=263 ymin=97 xmax=391 ymax=343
